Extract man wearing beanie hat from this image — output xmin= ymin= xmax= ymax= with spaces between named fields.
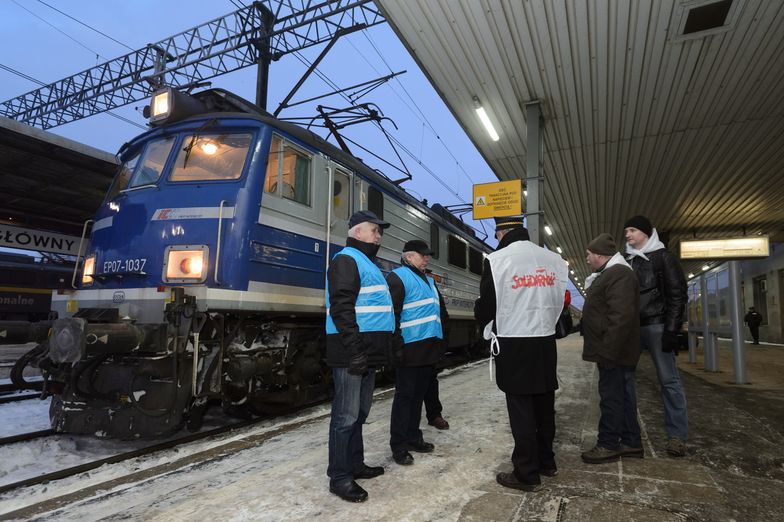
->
xmin=580 ymin=234 xmax=643 ymax=463
xmin=475 ymin=216 xmax=567 ymax=491
xmin=623 ymin=215 xmax=689 ymax=457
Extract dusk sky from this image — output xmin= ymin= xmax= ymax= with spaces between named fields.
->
xmin=1 ymin=0 xmax=498 ymax=237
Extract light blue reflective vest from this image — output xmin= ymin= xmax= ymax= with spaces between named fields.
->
xmin=326 ymin=247 xmax=394 ymax=334
xmin=392 ymin=266 xmax=443 ymax=344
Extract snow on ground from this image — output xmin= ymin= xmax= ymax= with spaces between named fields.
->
xmin=0 ymin=342 xmax=595 ymax=521
xmin=0 ymin=397 xmax=51 ymax=437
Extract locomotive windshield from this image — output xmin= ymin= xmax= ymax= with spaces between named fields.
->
xmin=169 ymin=133 xmax=252 ymax=182
xmin=107 ymin=136 xmax=175 ymax=200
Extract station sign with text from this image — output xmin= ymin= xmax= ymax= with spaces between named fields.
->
xmin=472 ymin=180 xmax=523 ymax=220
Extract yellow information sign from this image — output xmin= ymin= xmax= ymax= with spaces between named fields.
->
xmin=472 ymin=180 xmax=523 ymax=219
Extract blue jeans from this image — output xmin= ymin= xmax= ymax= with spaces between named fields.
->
xmin=597 ymin=364 xmax=641 ymax=449
xmin=640 ymin=323 xmax=689 ymax=440
xmin=327 ymin=368 xmax=376 ymax=487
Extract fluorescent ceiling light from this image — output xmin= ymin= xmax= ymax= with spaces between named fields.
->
xmin=473 ymin=96 xmax=500 ymax=141
xmin=556 ymin=246 xmax=563 ymax=254
xmin=544 ymin=225 xmax=553 ymax=236
xmin=702 ymin=265 xmax=710 ymax=271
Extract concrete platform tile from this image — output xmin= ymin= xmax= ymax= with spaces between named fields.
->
xmin=620 ymin=456 xmax=716 ymax=486
xmin=622 ymin=476 xmax=724 ymax=505
xmin=559 ymin=496 xmax=687 ymax=522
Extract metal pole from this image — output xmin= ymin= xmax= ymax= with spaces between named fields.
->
xmin=728 ymin=260 xmax=747 ymax=383
xmin=255 ymin=7 xmax=275 ymax=109
xmin=525 ymin=101 xmax=542 ymax=246
xmin=688 ymin=331 xmax=697 ymax=364
xmin=700 ymin=274 xmax=716 ymax=371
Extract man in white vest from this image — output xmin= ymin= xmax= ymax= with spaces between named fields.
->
xmin=475 ymin=216 xmax=568 ymax=492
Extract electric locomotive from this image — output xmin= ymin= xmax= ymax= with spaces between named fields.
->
xmin=10 ymin=87 xmax=489 ymax=438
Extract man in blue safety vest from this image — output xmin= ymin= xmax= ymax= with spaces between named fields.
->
xmin=386 ymin=239 xmax=449 ymax=466
xmin=325 ymin=210 xmax=394 ymax=503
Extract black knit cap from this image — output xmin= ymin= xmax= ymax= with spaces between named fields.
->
xmin=494 ymin=215 xmax=526 ymax=232
xmin=623 ymin=215 xmax=653 ymax=237
xmin=587 ymin=233 xmax=617 ymax=256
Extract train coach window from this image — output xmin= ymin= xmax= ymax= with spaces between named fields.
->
xmin=170 ymin=133 xmax=251 ymax=182
xmin=108 ymin=137 xmax=175 ymax=200
xmin=264 ymin=135 xmax=312 ymax=206
xmin=368 ymin=186 xmax=384 ymax=219
xmin=332 ymin=170 xmax=350 ymax=220
xmin=447 ymin=235 xmax=466 ymax=269
xmin=469 ymin=247 xmax=483 ymax=275
xmin=430 ymin=223 xmax=440 ymax=259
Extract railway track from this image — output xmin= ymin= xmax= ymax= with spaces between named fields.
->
xmin=0 ymin=392 xmax=41 ymax=405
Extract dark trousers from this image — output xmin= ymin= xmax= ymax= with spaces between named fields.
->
xmin=749 ymin=326 xmax=760 ymax=344
xmin=390 ymin=365 xmax=432 ymax=453
xmin=505 ymin=391 xmax=556 ymax=485
xmin=597 ymin=364 xmax=642 ymax=449
xmin=423 ymin=367 xmax=442 ymax=422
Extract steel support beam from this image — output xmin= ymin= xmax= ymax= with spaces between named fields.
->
xmin=525 ymin=101 xmax=542 ymax=246
xmin=728 ymin=260 xmax=748 ymax=384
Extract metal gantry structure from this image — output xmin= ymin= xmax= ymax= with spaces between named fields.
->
xmin=0 ymin=0 xmax=384 ymax=129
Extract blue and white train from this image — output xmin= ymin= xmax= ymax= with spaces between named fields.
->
xmin=17 ymin=88 xmax=490 ymax=438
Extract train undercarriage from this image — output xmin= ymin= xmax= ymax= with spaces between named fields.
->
xmin=2 ymin=289 xmax=482 ymax=439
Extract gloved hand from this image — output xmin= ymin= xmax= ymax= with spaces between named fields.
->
xmin=662 ymin=330 xmax=680 ymax=353
xmin=348 ymin=351 xmax=368 ymax=375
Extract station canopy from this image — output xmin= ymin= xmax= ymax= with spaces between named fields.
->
xmin=378 ymin=0 xmax=784 ymax=284
xmin=0 ymin=117 xmax=117 ymax=238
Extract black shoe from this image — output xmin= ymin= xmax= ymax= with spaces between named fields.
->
xmin=496 ymin=472 xmax=542 ymax=492
xmin=581 ymin=445 xmax=622 ymax=464
xmin=329 ymin=481 xmax=368 ymax=503
xmin=619 ymin=445 xmax=644 ymax=458
xmin=354 ymin=463 xmax=384 ymax=479
xmin=408 ymin=440 xmax=435 ymax=453
xmin=393 ymin=451 xmax=414 ymax=465
xmin=539 ymin=468 xmax=559 ymax=477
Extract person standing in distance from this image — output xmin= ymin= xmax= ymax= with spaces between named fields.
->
xmin=475 ymin=217 xmax=568 ymax=492
xmin=325 ymin=210 xmax=394 ymax=502
xmin=580 ymin=233 xmax=643 ymax=463
xmin=386 ymin=240 xmax=448 ymax=465
xmin=624 ymin=215 xmax=689 ymax=458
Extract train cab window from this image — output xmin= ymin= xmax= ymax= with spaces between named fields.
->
xmin=469 ymin=247 xmax=484 ymax=275
xmin=169 ymin=133 xmax=251 ymax=182
xmin=264 ymin=135 xmax=312 ymax=206
xmin=107 ymin=137 xmax=175 ymax=200
xmin=332 ymin=169 xmax=350 ymax=220
xmin=429 ymin=223 xmax=440 ymax=259
xmin=368 ymin=186 xmax=384 ymax=219
xmin=447 ymin=235 xmax=466 ymax=269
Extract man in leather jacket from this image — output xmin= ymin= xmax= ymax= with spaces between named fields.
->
xmin=325 ymin=210 xmax=394 ymax=502
xmin=624 ymin=215 xmax=689 ymax=457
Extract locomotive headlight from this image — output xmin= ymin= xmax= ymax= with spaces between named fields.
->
xmin=82 ymin=255 xmax=95 ymax=285
xmin=163 ymin=246 xmax=208 ymax=283
xmin=151 ymin=90 xmax=170 ymax=121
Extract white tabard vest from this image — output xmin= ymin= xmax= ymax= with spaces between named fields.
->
xmin=487 ymin=241 xmax=568 ymax=337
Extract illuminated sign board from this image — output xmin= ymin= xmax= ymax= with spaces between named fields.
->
xmin=0 ymin=224 xmax=85 ymax=256
xmin=680 ymin=237 xmax=770 ymax=260
xmin=472 ymin=180 xmax=522 ymax=219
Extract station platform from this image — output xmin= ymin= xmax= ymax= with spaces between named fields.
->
xmin=2 ymin=335 xmax=782 ymax=521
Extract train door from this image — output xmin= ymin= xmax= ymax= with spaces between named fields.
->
xmin=325 ymin=162 xmax=352 ymax=260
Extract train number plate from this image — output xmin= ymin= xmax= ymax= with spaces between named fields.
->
xmin=102 ymin=258 xmax=147 ymax=273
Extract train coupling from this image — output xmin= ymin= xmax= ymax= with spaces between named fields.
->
xmin=48 ymin=318 xmax=168 ymax=363
xmin=0 ymin=320 xmax=51 ymax=345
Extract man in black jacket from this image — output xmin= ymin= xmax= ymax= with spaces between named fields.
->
xmin=580 ymin=233 xmax=642 ymax=463
xmin=744 ymin=307 xmax=763 ymax=344
xmin=386 ymin=240 xmax=449 ymax=466
xmin=325 ymin=210 xmax=394 ymax=503
xmin=475 ymin=217 xmax=567 ymax=492
xmin=624 ymin=215 xmax=689 ymax=457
